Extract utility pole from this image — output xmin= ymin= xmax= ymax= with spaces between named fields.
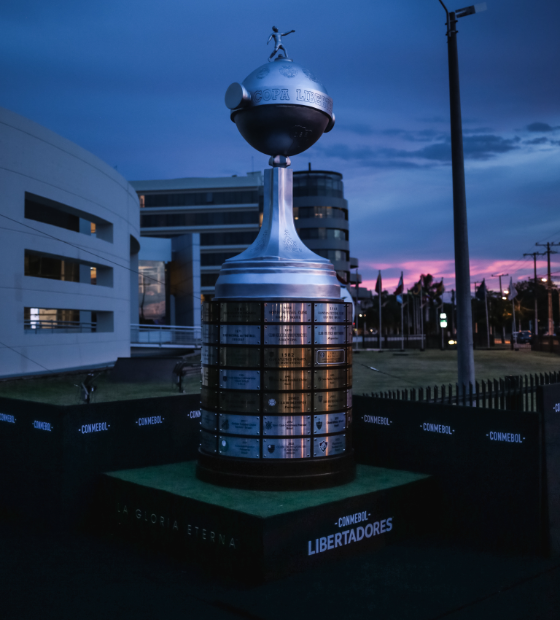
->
xmin=524 ymin=251 xmax=545 ymax=335
xmin=536 ymin=242 xmax=560 ymax=335
xmin=491 ymin=273 xmax=508 ymax=299
xmin=437 ymin=0 xmax=486 ymax=391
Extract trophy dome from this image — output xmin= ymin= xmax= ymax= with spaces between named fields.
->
xmin=225 ymin=58 xmax=335 ymax=157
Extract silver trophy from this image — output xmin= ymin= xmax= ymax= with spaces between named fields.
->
xmin=197 ymin=31 xmax=354 ymax=490
xmin=218 ymin=32 xmax=337 ymax=300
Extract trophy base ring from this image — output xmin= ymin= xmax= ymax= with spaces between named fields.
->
xmin=196 ymin=450 xmax=356 ymax=491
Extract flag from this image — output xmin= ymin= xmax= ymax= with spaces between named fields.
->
xmin=394 ymin=272 xmax=404 ymax=296
xmin=434 ymin=279 xmax=445 ymax=297
xmin=396 ymin=295 xmax=403 ymax=304
xmin=375 ymin=271 xmax=382 ymax=295
xmin=410 ymin=280 xmax=422 ymax=295
xmin=508 ymin=277 xmax=518 ymax=301
xmin=475 ymin=279 xmax=487 ymax=301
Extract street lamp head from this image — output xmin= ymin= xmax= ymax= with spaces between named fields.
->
xmin=455 ymin=3 xmax=487 ymax=18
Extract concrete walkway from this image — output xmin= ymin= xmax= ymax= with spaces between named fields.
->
xmin=2 ymin=518 xmax=559 ymax=620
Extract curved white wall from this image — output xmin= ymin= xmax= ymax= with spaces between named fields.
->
xmin=0 ymin=107 xmax=140 ymax=377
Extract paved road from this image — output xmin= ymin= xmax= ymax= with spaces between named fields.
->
xmin=2 ymin=518 xmax=560 ymax=620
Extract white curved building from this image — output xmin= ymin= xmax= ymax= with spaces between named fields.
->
xmin=0 ymin=107 xmax=140 ymax=377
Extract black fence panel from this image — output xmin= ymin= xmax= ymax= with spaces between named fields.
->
xmin=0 ymin=394 xmax=202 ymax=527
xmin=353 ymin=395 xmax=542 ymax=554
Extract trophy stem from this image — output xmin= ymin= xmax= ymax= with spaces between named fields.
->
xmin=214 ymin=165 xmax=340 ymax=300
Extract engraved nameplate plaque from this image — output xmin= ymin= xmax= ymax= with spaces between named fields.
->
xmin=264 ymin=303 xmax=311 ymax=323
xmin=202 ymin=324 xmax=219 ymax=343
xmin=220 ymin=325 xmax=261 ymax=345
xmin=314 ymin=390 xmax=347 ymax=412
xmin=263 ymin=415 xmax=311 ymax=436
xmin=218 ymin=436 xmax=260 ymax=458
xmin=201 ymin=386 xmax=219 ymax=409
xmin=313 ymin=412 xmax=346 ymax=434
xmin=201 ymin=366 xmax=219 ymax=387
xmin=264 ymin=325 xmax=311 ymax=345
xmin=263 ymin=370 xmax=312 ymax=391
xmin=220 ymin=302 xmax=261 ymax=323
xmin=314 ymin=325 xmax=347 ymax=345
xmin=219 ymin=369 xmax=260 ymax=390
xmin=220 ymin=347 xmax=261 ymax=368
xmin=314 ymin=368 xmax=347 ymax=389
xmin=263 ymin=392 xmax=312 ymax=413
xmin=200 ymin=430 xmax=217 ymax=454
xmin=264 ymin=347 xmax=312 ymax=368
xmin=315 ymin=348 xmax=346 ymax=365
xmin=262 ymin=437 xmax=310 ymax=459
xmin=201 ymin=302 xmax=219 ymax=323
xmin=219 ymin=391 xmax=260 ymax=412
xmin=201 ymin=345 xmax=218 ymax=365
xmin=314 ymin=303 xmax=347 ymax=323
xmin=219 ymin=414 xmax=260 ymax=436
xmin=200 ymin=409 xmax=217 ymax=431
xmin=313 ymin=434 xmax=345 ymax=457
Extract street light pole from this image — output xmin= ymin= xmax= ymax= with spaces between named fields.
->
xmin=524 ymin=251 xmax=545 ymax=335
xmin=536 ymin=242 xmax=560 ymax=335
xmin=438 ymin=1 xmax=486 ymax=391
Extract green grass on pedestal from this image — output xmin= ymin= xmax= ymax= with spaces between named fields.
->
xmin=105 ymin=461 xmax=429 ymax=517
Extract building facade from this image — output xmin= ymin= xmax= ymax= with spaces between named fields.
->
xmin=131 ymin=173 xmax=263 ymax=302
xmin=0 ymin=107 xmax=140 ymax=377
xmin=293 ymin=168 xmax=358 ymax=285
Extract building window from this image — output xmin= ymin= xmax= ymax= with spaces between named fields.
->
xmin=24 ymin=250 xmax=112 ymax=286
xmin=23 ymin=308 xmax=111 ymax=333
xmin=201 ymin=273 xmax=220 ymax=287
xmin=293 ymin=174 xmax=344 ymax=199
xmin=200 ymin=231 xmax=259 ymax=246
xmin=139 ymin=261 xmax=166 ymax=324
xmin=297 ymin=228 xmax=348 ymax=241
xmin=141 ymin=210 xmax=259 ymax=228
xmin=201 ymin=251 xmax=242 ymax=266
xmin=25 ymin=251 xmax=80 ymax=282
xmin=143 ymin=190 xmax=259 ymax=208
xmin=314 ymin=249 xmax=349 ymax=262
xmin=294 ymin=206 xmax=347 ymax=220
xmin=25 ymin=193 xmax=113 ymax=242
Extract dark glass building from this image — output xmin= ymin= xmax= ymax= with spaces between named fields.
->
xmin=293 ymin=169 xmax=354 ymax=284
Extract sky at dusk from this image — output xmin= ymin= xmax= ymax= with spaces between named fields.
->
xmin=2 ymin=0 xmax=559 ymax=298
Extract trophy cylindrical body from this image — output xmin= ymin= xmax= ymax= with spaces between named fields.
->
xmin=196 ymin=168 xmax=355 ymax=489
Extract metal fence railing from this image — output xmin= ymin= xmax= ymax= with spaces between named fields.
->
xmin=24 ymin=320 xmax=97 ymax=333
xmin=370 ymin=371 xmax=560 ymax=412
xmin=130 ymin=324 xmax=202 ymax=348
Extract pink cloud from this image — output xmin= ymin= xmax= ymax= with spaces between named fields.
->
xmin=359 ymin=258 xmax=560 ymax=293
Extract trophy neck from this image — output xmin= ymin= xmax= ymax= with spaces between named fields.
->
xmin=213 ymin=167 xmax=340 ymax=301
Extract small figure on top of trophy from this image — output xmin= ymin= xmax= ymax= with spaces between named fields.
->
xmin=267 ymin=26 xmax=295 ymax=61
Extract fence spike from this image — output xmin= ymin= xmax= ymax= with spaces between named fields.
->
xmin=434 ymin=385 xmax=439 ymax=405
xmin=475 ymin=381 xmax=480 ymax=408
xmin=419 ymin=387 xmax=424 ymax=402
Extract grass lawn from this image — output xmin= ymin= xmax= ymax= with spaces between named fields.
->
xmin=0 ymin=371 xmax=201 ymax=406
xmin=1 ymin=349 xmax=559 ymax=405
xmin=352 ymin=348 xmax=560 ymax=395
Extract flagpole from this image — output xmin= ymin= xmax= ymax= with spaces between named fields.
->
xmin=401 ymin=299 xmax=404 ymax=352
xmin=485 ymin=286 xmax=490 ymax=349
xmin=420 ymin=282 xmax=425 ymax=351
xmin=377 ymin=270 xmax=382 ymax=350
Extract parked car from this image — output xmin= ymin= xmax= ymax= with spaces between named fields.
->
xmin=513 ymin=330 xmax=532 ymax=344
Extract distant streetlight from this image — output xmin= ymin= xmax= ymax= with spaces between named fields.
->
xmin=437 ymin=0 xmax=487 ymax=393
